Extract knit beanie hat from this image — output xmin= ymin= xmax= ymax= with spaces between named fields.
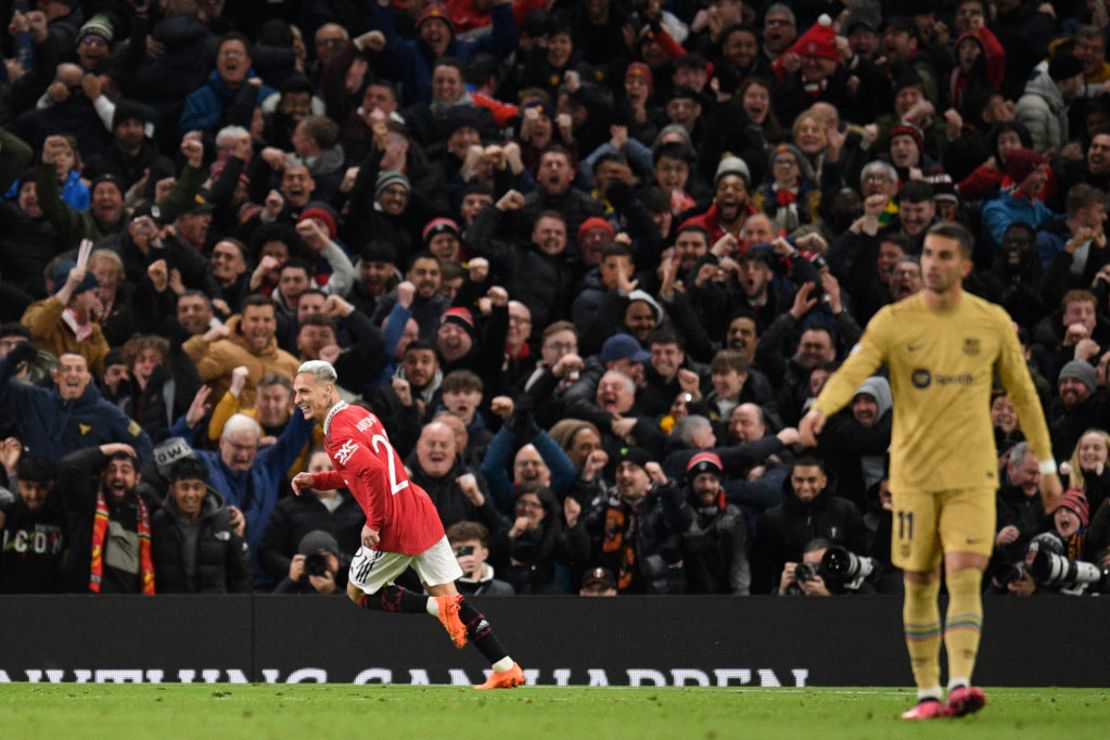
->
xmin=769 ymin=143 xmax=816 ymax=183
xmin=686 ymin=451 xmax=724 ymax=480
xmin=1005 ymin=148 xmax=1045 ymax=184
xmin=788 ymin=14 xmax=838 ymax=61
xmin=618 ymin=446 xmax=653 ymax=472
xmin=577 ymin=216 xmax=615 ymax=243
xmin=111 ymin=99 xmax=148 ymax=131
xmin=440 ymin=306 xmax=475 ymax=337
xmin=422 ymin=217 xmax=460 ymax=246
xmin=375 ymin=171 xmax=411 ymax=200
xmin=1048 ymin=54 xmax=1084 ymax=82
xmin=548 ymin=419 xmax=600 ymax=451
xmin=417 ymin=3 xmax=454 ymax=32
xmin=715 ymin=154 xmax=751 ymax=186
xmin=298 ymin=201 xmax=339 ymax=238
xmin=78 ymin=14 xmax=114 ymax=45
xmin=1058 ymin=360 xmax=1096 ymax=392
xmin=626 ymin=61 xmax=654 ymax=92
xmin=1059 ymin=489 xmax=1090 ymax=528
xmin=890 ymin=122 xmax=925 ymax=156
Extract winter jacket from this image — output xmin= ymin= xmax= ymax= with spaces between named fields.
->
xmin=406 ymin=456 xmax=506 ymax=536
xmin=584 ymin=481 xmax=694 ymax=594
xmin=118 ymin=350 xmax=202 ymax=444
xmin=21 ymin=295 xmax=109 ymax=377
xmin=980 ymin=188 xmax=1058 ymax=254
xmin=33 ymin=162 xmax=123 ymax=248
xmin=479 ymin=425 xmax=578 ymax=512
xmin=151 ymin=488 xmax=252 ymax=593
xmin=370 ymin=1 xmax=518 ymax=105
xmin=0 ymin=356 xmax=154 ymax=464
xmin=193 ymin=409 xmax=315 ymax=584
xmin=0 ymin=201 xmax=64 ymax=300
xmin=258 ymin=489 xmax=365 ymax=585
xmin=682 ymin=496 xmax=750 ymax=595
xmin=751 ymin=481 xmax=867 ymax=594
xmin=180 ymin=69 xmax=276 ymax=135
xmin=183 ymin=314 xmax=301 ymax=407
xmin=55 ymin=447 xmax=155 ymax=594
xmin=1014 ymin=68 xmax=1069 ymax=153
xmin=83 ymin=139 xmax=175 ymax=193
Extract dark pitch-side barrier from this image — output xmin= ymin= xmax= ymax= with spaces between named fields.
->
xmin=1 ymin=596 xmax=1105 ymax=686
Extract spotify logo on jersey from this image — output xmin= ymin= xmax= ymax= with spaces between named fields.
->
xmin=911 ymin=369 xmax=931 ymax=389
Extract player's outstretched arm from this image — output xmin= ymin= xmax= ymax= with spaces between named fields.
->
xmin=291 ymin=472 xmax=315 ymax=496
xmin=1040 ymin=472 xmax=1063 ymax=513
xmin=798 ymin=409 xmax=826 ymax=447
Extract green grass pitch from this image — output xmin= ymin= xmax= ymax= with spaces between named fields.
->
xmin=1 ymin=685 xmax=1105 ymax=739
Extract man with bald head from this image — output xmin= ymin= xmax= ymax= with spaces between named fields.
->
xmin=410 ymin=421 xmax=505 ymax=535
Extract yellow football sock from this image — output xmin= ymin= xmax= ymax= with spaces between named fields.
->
xmin=903 ymin=577 xmax=942 ymax=695
xmin=944 ymin=567 xmax=984 ymax=688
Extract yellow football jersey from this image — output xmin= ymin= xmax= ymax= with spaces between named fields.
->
xmin=812 ymin=291 xmax=1053 ymax=495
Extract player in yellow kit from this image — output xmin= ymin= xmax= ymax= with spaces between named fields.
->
xmin=799 ymin=222 xmax=1062 ymax=720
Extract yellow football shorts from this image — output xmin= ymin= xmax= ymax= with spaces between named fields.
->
xmin=890 ymin=488 xmax=997 ymax=572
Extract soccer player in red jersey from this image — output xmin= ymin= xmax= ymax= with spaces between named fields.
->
xmin=291 ymin=360 xmax=524 ymax=689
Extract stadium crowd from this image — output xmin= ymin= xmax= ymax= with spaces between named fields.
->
xmin=1 ymin=0 xmax=1109 ymax=598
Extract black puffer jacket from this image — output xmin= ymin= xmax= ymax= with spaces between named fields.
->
xmin=751 ymin=477 xmax=867 ymax=594
xmin=258 ymin=489 xmax=366 ymax=585
xmin=123 ymin=15 xmax=219 ymax=152
xmin=468 ymin=206 xmax=578 ymax=334
xmin=151 ymin=488 xmax=251 ymax=594
xmin=682 ymin=494 xmax=750 ymax=596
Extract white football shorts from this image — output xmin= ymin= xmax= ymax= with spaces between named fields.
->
xmin=347 ymin=536 xmax=463 ymax=594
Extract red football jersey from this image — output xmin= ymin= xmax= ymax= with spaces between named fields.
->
xmin=313 ymin=403 xmax=443 ymax=554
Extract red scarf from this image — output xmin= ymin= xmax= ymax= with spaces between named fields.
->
xmin=775 ymin=189 xmax=798 ymax=206
xmin=90 ymin=489 xmax=155 ymax=595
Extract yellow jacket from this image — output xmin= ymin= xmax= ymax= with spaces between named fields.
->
xmin=21 ymin=296 xmax=109 ymax=376
xmin=183 ymin=315 xmax=300 ymax=406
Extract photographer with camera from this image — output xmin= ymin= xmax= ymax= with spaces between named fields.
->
xmin=751 ymin=457 xmax=867 ymax=593
xmin=446 ymin=521 xmax=514 ymax=596
xmin=779 ymin=538 xmax=879 ymax=596
xmin=273 ymin=530 xmax=345 ymax=595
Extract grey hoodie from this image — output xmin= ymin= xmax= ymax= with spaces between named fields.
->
xmin=855 ymin=376 xmax=892 ymax=490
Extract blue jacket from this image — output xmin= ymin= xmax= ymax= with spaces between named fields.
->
xmin=192 ymin=409 xmax=314 ymax=585
xmin=180 ymin=69 xmax=275 ymax=134
xmin=479 ymin=425 xmax=577 ymax=511
xmin=371 ymin=3 xmax=517 ymax=105
xmin=981 ymin=189 xmax=1057 ymax=253
xmin=0 ymin=357 xmax=153 ymax=464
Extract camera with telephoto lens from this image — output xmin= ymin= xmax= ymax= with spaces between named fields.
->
xmin=992 ymin=561 xmax=1027 ymax=586
xmin=819 ymin=546 xmax=876 ymax=582
xmin=1029 ymin=550 xmax=1110 ymax=592
xmin=304 ymin=552 xmax=329 ymax=577
xmin=794 ymin=562 xmax=818 ymax=583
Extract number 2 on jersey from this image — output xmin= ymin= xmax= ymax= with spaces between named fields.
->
xmin=370 ymin=434 xmax=410 ymax=495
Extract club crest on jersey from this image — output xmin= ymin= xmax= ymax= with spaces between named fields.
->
xmin=962 ymin=337 xmax=980 ymax=356
xmin=336 ymin=440 xmax=358 ymax=466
